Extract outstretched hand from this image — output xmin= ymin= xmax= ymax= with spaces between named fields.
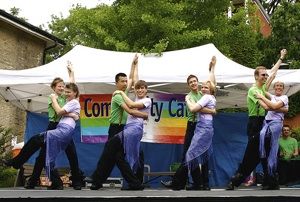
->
xmin=254 ymin=91 xmax=263 ymax=99
xmin=132 ymin=53 xmax=138 ymax=65
xmin=73 ymin=114 xmax=80 ymax=122
xmin=185 ymin=94 xmax=191 ymax=102
xmin=50 ymin=93 xmax=58 ymax=99
xmin=209 ymin=56 xmax=216 ymax=71
xmin=112 ymin=90 xmax=123 ymax=96
xmin=280 ymin=49 xmax=287 ymax=58
xmin=67 ymin=61 xmax=74 ymax=73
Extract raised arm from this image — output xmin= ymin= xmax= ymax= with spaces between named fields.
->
xmin=265 ymin=75 xmax=275 ymax=94
xmin=266 ymin=49 xmax=287 ymax=87
xmin=67 ymin=61 xmax=75 ymax=83
xmin=133 ymin=53 xmax=139 ymax=85
xmin=126 ymin=53 xmax=138 ymax=91
xmin=209 ymin=56 xmax=217 ymax=86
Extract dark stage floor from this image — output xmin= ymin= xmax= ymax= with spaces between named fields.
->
xmin=1 ymin=186 xmax=300 ymax=202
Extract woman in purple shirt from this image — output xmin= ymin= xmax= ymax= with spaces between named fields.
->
xmin=2 ymin=83 xmax=80 ymax=190
xmin=184 ymin=80 xmax=216 ymax=190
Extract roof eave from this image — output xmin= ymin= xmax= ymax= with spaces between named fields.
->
xmin=0 ymin=9 xmax=66 ymax=48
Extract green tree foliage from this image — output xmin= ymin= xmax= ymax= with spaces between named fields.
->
xmin=9 ymin=7 xmax=21 ymax=16
xmin=0 ymin=125 xmax=17 ymax=188
xmin=291 ymin=125 xmax=300 ymax=141
xmin=46 ymin=0 xmax=261 ymax=67
xmin=219 ymin=2 xmax=262 ymax=68
xmin=259 ymin=2 xmax=300 ymax=68
xmin=48 ymin=1 xmax=214 ymax=55
xmin=0 ymin=168 xmax=17 ymax=187
xmin=285 ymin=91 xmax=300 ymax=118
xmin=43 ymin=1 xmax=300 ymax=116
xmin=4 ymin=7 xmax=28 ymax=22
xmin=259 ymin=0 xmax=300 ymax=15
xmin=258 ymin=2 xmax=300 ymax=117
xmin=270 ymin=2 xmax=300 ymax=67
xmin=0 ymin=125 xmax=13 ymax=158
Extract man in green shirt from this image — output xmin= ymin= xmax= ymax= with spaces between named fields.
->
xmin=161 ymin=56 xmax=217 ymax=190
xmin=278 ymin=125 xmax=298 ymax=185
xmin=227 ymin=49 xmax=287 ymax=190
xmin=89 ymin=54 xmax=147 ymax=190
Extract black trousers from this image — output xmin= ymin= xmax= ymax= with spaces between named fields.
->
xmin=91 ymin=132 xmax=141 ymax=187
xmin=237 ymin=116 xmax=265 ymax=177
xmin=26 ymin=122 xmax=81 ymax=186
xmin=12 ymin=133 xmax=45 ymax=169
xmin=11 ymin=132 xmax=61 ymax=185
xmin=29 ymin=141 xmax=81 ymax=186
xmin=109 ymin=124 xmax=144 ymax=182
xmin=278 ymin=160 xmax=297 ymax=185
xmin=172 ymin=121 xmax=202 ymax=186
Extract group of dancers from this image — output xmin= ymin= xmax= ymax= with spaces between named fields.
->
xmin=2 ymin=49 xmax=288 ymax=191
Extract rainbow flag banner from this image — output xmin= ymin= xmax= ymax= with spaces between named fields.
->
xmin=80 ymin=93 xmax=188 ymax=144
xmin=80 ymin=94 xmax=111 ymax=143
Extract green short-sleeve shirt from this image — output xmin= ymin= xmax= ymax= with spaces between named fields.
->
xmin=109 ymin=89 xmax=129 ymax=125
xmin=48 ymin=94 xmax=66 ymax=122
xmin=279 ymin=137 xmax=298 ymax=161
xmin=247 ymin=84 xmax=266 ymax=116
xmin=187 ymin=91 xmax=202 ymax=122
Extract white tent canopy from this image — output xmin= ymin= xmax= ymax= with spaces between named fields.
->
xmin=0 ymin=43 xmax=299 ymax=112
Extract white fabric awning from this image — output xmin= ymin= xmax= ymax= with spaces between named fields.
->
xmin=0 ymin=43 xmax=299 ymax=112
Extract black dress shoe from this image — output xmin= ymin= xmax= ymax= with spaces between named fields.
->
xmin=231 ymin=173 xmax=246 ymax=187
xmin=24 ymin=179 xmax=39 ymax=189
xmin=24 ymin=183 xmax=35 ymax=189
xmin=262 ymin=185 xmax=280 ymax=190
xmin=186 ymin=184 xmax=201 ymax=190
xmin=200 ymin=185 xmax=211 ymax=191
xmin=160 ymin=180 xmax=184 ymax=190
xmin=2 ymin=159 xmax=13 ymax=167
xmin=226 ymin=181 xmax=234 ymax=190
xmin=47 ymin=184 xmax=63 ymax=190
xmin=226 ymin=173 xmax=245 ymax=190
xmin=121 ymin=184 xmax=145 ymax=191
xmin=186 ymin=184 xmax=210 ymax=191
xmin=72 ymin=181 xmax=83 ymax=190
xmin=90 ymin=182 xmax=103 ymax=190
xmin=73 ymin=185 xmax=82 ymax=190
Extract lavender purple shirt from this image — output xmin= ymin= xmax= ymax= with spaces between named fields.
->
xmin=59 ymin=99 xmax=80 ymax=128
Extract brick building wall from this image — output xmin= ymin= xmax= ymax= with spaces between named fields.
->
xmin=0 ymin=21 xmax=46 ymax=139
xmin=284 ymin=114 xmax=300 ymax=129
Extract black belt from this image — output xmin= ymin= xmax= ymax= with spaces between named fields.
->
xmin=110 ymin=123 xmax=125 ymax=127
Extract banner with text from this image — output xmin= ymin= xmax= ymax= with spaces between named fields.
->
xmin=80 ymin=93 xmax=187 ymax=144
